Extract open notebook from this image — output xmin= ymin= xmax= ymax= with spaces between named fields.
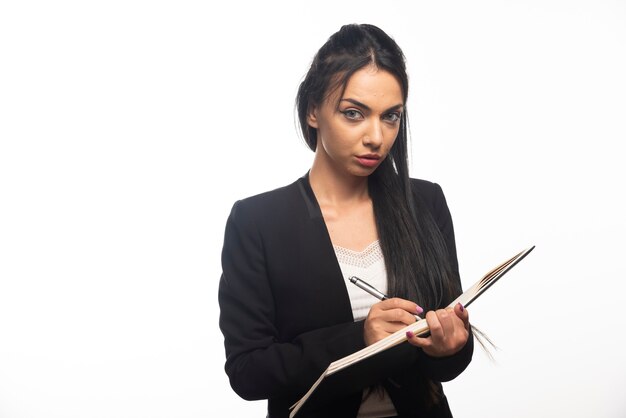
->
xmin=289 ymin=246 xmax=535 ymax=417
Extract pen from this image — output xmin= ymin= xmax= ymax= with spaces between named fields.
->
xmin=349 ymin=276 xmax=422 ymax=320
xmin=348 ymin=276 xmax=389 ymax=300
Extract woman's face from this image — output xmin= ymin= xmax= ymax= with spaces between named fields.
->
xmin=307 ymin=65 xmax=404 ymax=178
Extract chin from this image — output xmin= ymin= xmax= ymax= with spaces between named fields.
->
xmin=348 ymin=166 xmax=378 ymax=178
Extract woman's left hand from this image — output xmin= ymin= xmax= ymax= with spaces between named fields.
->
xmin=405 ymin=303 xmax=469 ymax=357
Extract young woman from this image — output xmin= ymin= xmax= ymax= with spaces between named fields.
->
xmin=218 ymin=24 xmax=473 ymax=418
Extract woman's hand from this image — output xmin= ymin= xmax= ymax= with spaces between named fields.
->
xmin=406 ymin=303 xmax=469 ymax=357
xmin=364 ymin=298 xmax=424 ymax=346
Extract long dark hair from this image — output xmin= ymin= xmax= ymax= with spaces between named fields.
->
xmin=296 ymin=23 xmax=459 ymax=311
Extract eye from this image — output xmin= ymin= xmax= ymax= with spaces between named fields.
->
xmin=341 ymin=109 xmax=364 ymax=120
xmin=383 ymin=112 xmax=402 ymax=123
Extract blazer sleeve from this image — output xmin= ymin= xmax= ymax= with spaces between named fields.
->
xmin=218 ymin=200 xmax=367 ymax=403
xmin=412 ymin=181 xmax=474 ymax=382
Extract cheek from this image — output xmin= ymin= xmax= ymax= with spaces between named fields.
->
xmin=321 ymin=137 xmax=349 ymax=159
xmin=384 ymin=128 xmax=400 ymax=150
xmin=320 ymin=124 xmax=352 ymax=152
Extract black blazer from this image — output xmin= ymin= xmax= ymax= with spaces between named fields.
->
xmin=218 ymin=175 xmax=473 ymax=418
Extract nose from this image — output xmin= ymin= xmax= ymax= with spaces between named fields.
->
xmin=363 ymin=119 xmax=384 ymax=149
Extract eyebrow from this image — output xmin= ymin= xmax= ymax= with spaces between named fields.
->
xmin=340 ymin=98 xmax=404 ymax=113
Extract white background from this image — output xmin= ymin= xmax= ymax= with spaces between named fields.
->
xmin=1 ymin=1 xmax=625 ymax=417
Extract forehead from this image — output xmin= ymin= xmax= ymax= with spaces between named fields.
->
xmin=333 ymin=66 xmax=404 ymax=108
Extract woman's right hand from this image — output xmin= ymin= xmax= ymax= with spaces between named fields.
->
xmin=363 ymin=298 xmax=424 ymax=346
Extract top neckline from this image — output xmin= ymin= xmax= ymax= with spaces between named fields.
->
xmin=332 ymin=240 xmax=380 ymax=255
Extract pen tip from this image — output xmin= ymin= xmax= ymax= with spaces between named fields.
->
xmin=349 ymin=276 xmax=357 ymax=283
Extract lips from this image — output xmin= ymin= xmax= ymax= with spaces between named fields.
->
xmin=356 ymin=154 xmax=381 ymax=168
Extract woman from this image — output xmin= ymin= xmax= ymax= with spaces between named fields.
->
xmin=219 ymin=23 xmax=473 ymax=418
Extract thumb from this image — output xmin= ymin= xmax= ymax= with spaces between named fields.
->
xmin=454 ymin=302 xmax=470 ymax=330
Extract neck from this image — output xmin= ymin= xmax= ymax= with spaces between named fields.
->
xmin=308 ymin=153 xmax=370 ymax=206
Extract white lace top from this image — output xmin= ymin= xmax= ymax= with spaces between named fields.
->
xmin=334 ymin=240 xmax=397 ymax=418
xmin=334 ymin=240 xmax=387 ymax=321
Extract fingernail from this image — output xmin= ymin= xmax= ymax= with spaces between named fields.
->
xmin=459 ymin=303 xmax=464 ymax=312
xmin=406 ymin=331 xmax=414 ymax=339
xmin=416 ymin=305 xmax=424 ymax=314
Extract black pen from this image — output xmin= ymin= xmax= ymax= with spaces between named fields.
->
xmin=348 ymin=276 xmax=389 ymax=300
xmin=349 ymin=276 xmax=422 ymax=320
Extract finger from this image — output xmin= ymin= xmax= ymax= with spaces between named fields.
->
xmin=454 ymin=303 xmax=469 ymax=329
xmin=432 ymin=309 xmax=455 ymax=343
xmin=405 ymin=330 xmax=432 ymax=349
xmin=437 ymin=308 xmax=455 ymax=330
xmin=439 ymin=308 xmax=469 ymax=348
xmin=454 ymin=303 xmax=470 ymax=330
xmin=425 ymin=310 xmax=444 ymax=341
xmin=379 ymin=308 xmax=420 ymax=327
xmin=378 ymin=297 xmax=423 ymax=316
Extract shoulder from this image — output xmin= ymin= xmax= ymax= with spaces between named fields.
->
xmin=409 ymin=178 xmax=456 ymax=230
xmin=409 ymin=178 xmax=447 ymax=210
xmin=221 ymin=177 xmax=315 ymax=262
xmin=409 ymin=177 xmax=443 ymax=197
xmin=232 ymin=179 xmax=299 ymax=211
xmin=226 ymin=177 xmax=308 ymax=229
xmin=409 ymin=178 xmax=459 ymax=271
